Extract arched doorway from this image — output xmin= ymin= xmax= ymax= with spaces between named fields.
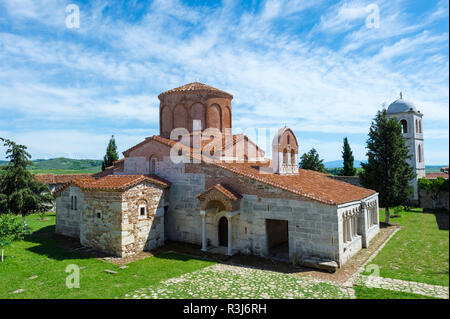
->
xmin=218 ymin=217 xmax=228 ymax=247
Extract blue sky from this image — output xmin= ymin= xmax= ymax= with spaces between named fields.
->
xmin=0 ymin=0 xmax=448 ymax=164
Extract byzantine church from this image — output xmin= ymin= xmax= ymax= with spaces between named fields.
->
xmin=54 ymin=82 xmax=380 ymax=271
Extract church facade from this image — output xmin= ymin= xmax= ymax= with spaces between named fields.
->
xmin=54 ymin=82 xmax=380 ymax=270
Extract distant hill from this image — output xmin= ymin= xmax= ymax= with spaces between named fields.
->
xmin=324 ymin=160 xmax=366 ymax=169
xmin=324 ymin=160 xmax=448 ymax=173
xmin=0 ymin=157 xmax=102 ymax=173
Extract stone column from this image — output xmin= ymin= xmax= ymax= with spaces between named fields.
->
xmin=227 ymin=215 xmax=232 ymax=256
xmin=360 ymin=202 xmax=369 ymax=248
xmin=200 ymin=210 xmax=207 ymax=252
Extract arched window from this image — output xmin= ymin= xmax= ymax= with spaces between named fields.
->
xmin=419 ymin=120 xmax=422 ymax=133
xmin=283 ymin=149 xmax=288 ymax=164
xmin=400 ymin=120 xmax=407 ymax=134
xmin=418 ymin=144 xmax=422 ymax=163
xmin=150 ymin=157 xmax=157 ymax=173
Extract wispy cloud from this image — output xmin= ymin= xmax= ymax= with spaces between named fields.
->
xmin=0 ymin=0 xmax=448 ymax=164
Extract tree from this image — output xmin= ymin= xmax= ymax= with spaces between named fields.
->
xmin=0 ymin=138 xmax=54 ymax=230
xmin=418 ymin=177 xmax=449 ymax=209
xmin=101 ymin=135 xmax=119 ymax=171
xmin=359 ymin=110 xmax=416 ymax=223
xmin=0 ymin=214 xmax=26 ymax=262
xmin=340 ymin=137 xmax=356 ymax=176
xmin=299 ymin=148 xmax=326 ymax=173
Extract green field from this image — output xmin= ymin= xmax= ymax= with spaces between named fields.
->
xmin=354 ymin=285 xmax=436 ymax=299
xmin=1 ymin=208 xmax=448 ymax=299
xmin=363 ymin=208 xmax=449 ymax=286
xmin=0 ymin=213 xmax=213 ymax=299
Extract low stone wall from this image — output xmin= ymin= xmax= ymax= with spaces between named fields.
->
xmin=419 ymin=189 xmax=449 ymax=211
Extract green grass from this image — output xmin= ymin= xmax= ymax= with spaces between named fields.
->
xmin=364 ymin=208 xmax=449 ymax=286
xmin=354 ymin=285 xmax=437 ymax=299
xmin=0 ymin=213 xmax=214 ymax=299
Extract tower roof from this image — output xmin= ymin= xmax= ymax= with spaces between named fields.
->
xmin=158 ymin=82 xmax=233 ymax=99
xmin=387 ymin=93 xmax=418 ymax=114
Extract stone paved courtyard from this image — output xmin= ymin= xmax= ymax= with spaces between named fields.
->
xmin=121 ymin=263 xmax=352 ymax=299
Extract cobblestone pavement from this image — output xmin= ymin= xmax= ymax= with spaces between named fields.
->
xmin=355 ymin=275 xmax=449 ymax=299
xmin=121 ymin=263 xmax=351 ymax=299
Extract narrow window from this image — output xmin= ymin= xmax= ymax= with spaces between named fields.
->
xmin=290 ymin=150 xmax=296 ymax=165
xmin=418 ymin=144 xmax=422 ymax=162
xmin=400 ymin=120 xmax=407 ymax=134
xmin=283 ymin=149 xmax=288 ymax=164
xmin=71 ymin=196 xmax=77 ymax=210
xmin=96 ymin=210 xmax=102 ymax=219
xmin=139 ymin=203 xmax=147 ymax=218
xmin=419 ymin=120 xmax=422 ymax=133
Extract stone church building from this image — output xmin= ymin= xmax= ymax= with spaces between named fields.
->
xmin=54 ymin=82 xmax=380 ymax=270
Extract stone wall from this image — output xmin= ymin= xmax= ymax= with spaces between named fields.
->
xmin=419 ymin=189 xmax=449 ymax=211
xmin=121 ymin=183 xmax=166 ymax=256
xmin=80 ymin=190 xmax=123 ymax=256
xmin=55 ymin=186 xmax=84 ymax=238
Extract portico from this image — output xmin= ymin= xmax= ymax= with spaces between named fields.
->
xmin=197 ymin=184 xmax=242 ymax=256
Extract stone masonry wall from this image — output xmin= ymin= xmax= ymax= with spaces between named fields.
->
xmin=80 ymin=190 xmax=123 ymax=256
xmin=55 ymin=186 xmax=84 ymax=239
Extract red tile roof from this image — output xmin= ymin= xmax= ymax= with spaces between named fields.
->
xmin=425 ymin=172 xmax=449 ymax=179
xmin=53 ymin=174 xmax=170 ymax=197
xmin=144 ymin=136 xmax=376 ymax=205
xmin=197 ymin=183 xmax=242 ymax=201
xmin=34 ymin=174 xmax=93 ymax=185
xmin=158 ymin=82 xmax=233 ymax=99
xmin=215 ymin=161 xmax=376 ymax=205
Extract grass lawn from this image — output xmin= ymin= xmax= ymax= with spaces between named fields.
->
xmin=363 ymin=208 xmax=449 ymax=286
xmin=0 ymin=212 xmax=214 ymax=299
xmin=354 ymin=285 xmax=436 ymax=299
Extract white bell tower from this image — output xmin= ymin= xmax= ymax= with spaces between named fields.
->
xmin=386 ymin=92 xmax=425 ymax=202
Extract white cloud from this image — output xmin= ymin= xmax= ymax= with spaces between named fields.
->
xmin=0 ymin=0 xmax=448 ymax=163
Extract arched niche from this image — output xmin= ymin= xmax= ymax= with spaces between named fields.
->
xmin=190 ymin=102 xmax=206 ymax=131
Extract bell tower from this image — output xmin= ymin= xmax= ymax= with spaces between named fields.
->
xmin=386 ymin=93 xmax=425 ymax=202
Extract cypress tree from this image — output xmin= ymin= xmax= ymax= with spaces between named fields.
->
xmin=359 ymin=110 xmax=416 ymax=223
xmin=341 ymin=137 xmax=356 ymax=176
xmin=299 ymin=148 xmax=326 ymax=173
xmin=101 ymin=135 xmax=119 ymax=171
xmin=0 ymin=138 xmax=54 ymax=230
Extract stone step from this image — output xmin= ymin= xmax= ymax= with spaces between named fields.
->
xmin=298 ymin=258 xmax=338 ymax=273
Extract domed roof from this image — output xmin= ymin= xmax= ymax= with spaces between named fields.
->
xmin=387 ymin=93 xmax=417 ymax=114
xmin=158 ymin=82 xmax=233 ymax=99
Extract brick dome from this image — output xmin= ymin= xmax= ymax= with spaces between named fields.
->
xmin=158 ymin=82 xmax=233 ymax=138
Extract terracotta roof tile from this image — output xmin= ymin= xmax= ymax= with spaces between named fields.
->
xmin=149 ymin=136 xmax=376 ymax=205
xmin=158 ymin=82 xmax=233 ymax=99
xmin=53 ymin=174 xmax=170 ymax=197
xmin=425 ymin=172 xmax=449 ymax=179
xmin=34 ymin=174 xmax=93 ymax=185
xmin=197 ymin=183 xmax=242 ymax=201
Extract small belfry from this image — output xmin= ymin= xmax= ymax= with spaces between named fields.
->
xmin=386 ymin=92 xmax=425 ymax=202
xmin=271 ymin=127 xmax=299 ymax=175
